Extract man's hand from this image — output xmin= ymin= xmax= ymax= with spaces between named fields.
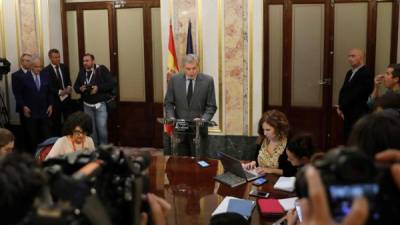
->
xmin=60 ymin=86 xmax=73 ymax=96
xmin=334 ymin=105 xmax=344 ymax=120
xmin=90 ymin=85 xmax=98 ymax=95
xmin=80 ymin=85 xmax=87 ymax=92
xmin=300 ymin=166 xmax=368 ymax=225
xmin=375 ymin=149 xmax=400 ymax=188
xmin=66 ymin=86 xmax=72 ymax=94
xmin=47 ymin=106 xmax=53 ymax=117
xmin=23 ymin=106 xmax=31 ymax=118
xmin=374 ymin=74 xmax=384 ymax=87
xmin=140 ymin=193 xmax=171 ymax=225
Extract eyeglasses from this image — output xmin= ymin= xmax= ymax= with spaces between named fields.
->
xmin=72 ymin=129 xmax=86 ymax=135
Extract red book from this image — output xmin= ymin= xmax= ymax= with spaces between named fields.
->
xmin=257 ymin=199 xmax=285 ymax=216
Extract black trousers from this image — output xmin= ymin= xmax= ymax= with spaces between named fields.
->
xmin=24 ymin=117 xmax=51 ymax=154
xmin=51 ymin=100 xmax=73 ymax=136
xmin=343 ymin=111 xmax=366 ymax=144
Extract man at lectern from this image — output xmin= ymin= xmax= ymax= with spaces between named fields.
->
xmin=164 ymin=54 xmax=217 ymax=156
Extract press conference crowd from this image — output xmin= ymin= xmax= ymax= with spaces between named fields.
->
xmin=0 ymin=48 xmax=400 ymax=225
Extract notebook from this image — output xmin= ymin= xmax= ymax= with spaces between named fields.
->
xmin=273 ymin=176 xmax=296 ymax=192
xmin=212 ymin=196 xmax=256 ymax=220
xmin=257 ymin=198 xmax=285 ymax=216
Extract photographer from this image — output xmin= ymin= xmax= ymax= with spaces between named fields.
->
xmin=74 ymin=53 xmax=116 ymax=146
xmin=0 ymin=153 xmax=47 ymax=225
xmin=349 ymin=110 xmax=400 ymax=158
xmin=290 ymin=146 xmax=400 ymax=225
xmin=0 ymin=151 xmax=170 ymax=225
xmin=293 ymin=166 xmax=369 ymax=225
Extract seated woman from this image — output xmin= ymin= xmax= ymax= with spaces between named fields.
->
xmin=285 ymin=133 xmax=315 ymax=174
xmin=46 ymin=111 xmax=95 ymax=160
xmin=243 ymin=110 xmax=294 ymax=176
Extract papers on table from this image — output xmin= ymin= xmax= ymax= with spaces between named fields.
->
xmin=273 ymin=176 xmax=296 ymax=192
xmin=278 ymin=197 xmax=298 ymax=211
xmin=212 ymin=196 xmax=256 ymax=220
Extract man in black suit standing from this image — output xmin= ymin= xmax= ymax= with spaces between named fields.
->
xmin=164 ymin=54 xmax=217 ymax=156
xmin=14 ymin=56 xmax=53 ymax=153
xmin=337 ymin=48 xmax=373 ymax=142
xmin=43 ymin=49 xmax=73 ymax=136
xmin=11 ymin=53 xmax=32 ymax=151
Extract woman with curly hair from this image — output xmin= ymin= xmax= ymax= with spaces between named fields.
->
xmin=46 ymin=111 xmax=95 ymax=159
xmin=243 ymin=110 xmax=296 ymax=176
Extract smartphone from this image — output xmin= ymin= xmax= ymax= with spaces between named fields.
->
xmin=329 ymin=183 xmax=380 ymax=222
xmin=249 ymin=190 xmax=270 ymax=198
xmin=253 ymin=177 xmax=268 ymax=186
xmin=197 ymin=160 xmax=210 ymax=168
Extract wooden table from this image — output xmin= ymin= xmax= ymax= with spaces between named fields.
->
xmin=147 ymin=155 xmax=296 ymax=225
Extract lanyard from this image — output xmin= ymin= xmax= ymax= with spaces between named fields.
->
xmin=85 ymin=70 xmax=94 ymax=85
xmin=69 ymin=137 xmax=84 ymax=152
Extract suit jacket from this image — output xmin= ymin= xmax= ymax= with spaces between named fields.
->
xmin=14 ymin=71 xmax=53 ymax=119
xmin=43 ymin=63 xmax=72 ymax=107
xmin=11 ymin=69 xmax=28 ymax=112
xmin=164 ymin=73 xmax=217 ymax=121
xmin=339 ymin=65 xmax=373 ymax=120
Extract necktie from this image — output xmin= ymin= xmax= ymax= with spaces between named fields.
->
xmin=34 ymin=75 xmax=40 ymax=91
xmin=187 ymin=79 xmax=193 ymax=105
xmin=55 ymin=65 xmax=65 ymax=88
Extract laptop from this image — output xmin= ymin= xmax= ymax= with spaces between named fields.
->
xmin=214 ymin=152 xmax=263 ymax=188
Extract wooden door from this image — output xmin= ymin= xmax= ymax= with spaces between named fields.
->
xmin=263 ymin=0 xmax=398 ymax=150
xmin=62 ymin=0 xmax=163 ymax=147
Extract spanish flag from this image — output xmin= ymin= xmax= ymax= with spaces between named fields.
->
xmin=165 ymin=21 xmax=178 ymax=136
xmin=167 ymin=21 xmax=179 ymax=72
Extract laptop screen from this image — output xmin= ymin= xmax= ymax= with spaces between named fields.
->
xmin=218 ymin=152 xmax=247 ymax=178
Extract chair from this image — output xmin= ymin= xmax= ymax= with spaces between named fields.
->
xmin=35 ymin=137 xmax=59 ymax=161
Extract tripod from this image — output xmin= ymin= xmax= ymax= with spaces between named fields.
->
xmin=0 ymin=88 xmax=9 ymax=127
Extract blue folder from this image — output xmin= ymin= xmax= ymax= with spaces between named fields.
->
xmin=226 ymin=198 xmax=256 ymax=219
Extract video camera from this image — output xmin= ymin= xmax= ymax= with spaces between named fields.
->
xmin=0 ymin=58 xmax=11 ymax=80
xmin=24 ymin=145 xmax=151 ymax=225
xmin=295 ymin=147 xmax=400 ymax=225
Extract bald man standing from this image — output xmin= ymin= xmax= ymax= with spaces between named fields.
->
xmin=14 ymin=56 xmax=53 ymax=153
xmin=337 ymin=48 xmax=373 ymax=142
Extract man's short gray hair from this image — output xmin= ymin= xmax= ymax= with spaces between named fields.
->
xmin=30 ymin=54 xmax=42 ymax=64
xmin=182 ymin=54 xmax=199 ymax=66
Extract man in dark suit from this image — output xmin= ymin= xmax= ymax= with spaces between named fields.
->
xmin=337 ymin=48 xmax=373 ymax=142
xmin=11 ymin=53 xmax=32 ymax=152
xmin=14 ymin=56 xmax=53 ymax=153
xmin=43 ymin=49 xmax=73 ymax=136
xmin=164 ymin=54 xmax=217 ymax=156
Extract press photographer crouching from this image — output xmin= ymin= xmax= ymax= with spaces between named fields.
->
xmin=0 ymin=146 xmax=170 ymax=225
xmin=295 ymin=147 xmax=400 ymax=225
